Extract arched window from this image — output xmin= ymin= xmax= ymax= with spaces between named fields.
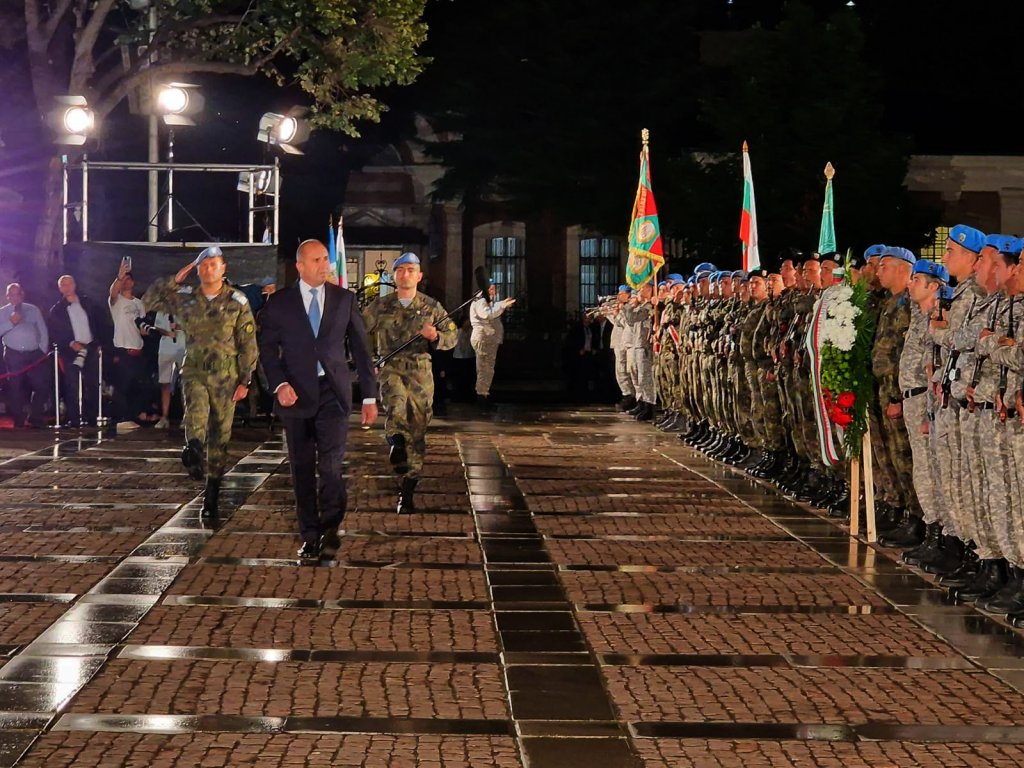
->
xmin=485 ymin=236 xmax=525 ymax=305
xmin=579 ymin=237 xmax=621 ymax=308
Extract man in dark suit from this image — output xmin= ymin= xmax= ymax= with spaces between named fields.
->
xmin=48 ymin=274 xmax=110 ymax=426
xmin=258 ymin=239 xmax=378 ymax=560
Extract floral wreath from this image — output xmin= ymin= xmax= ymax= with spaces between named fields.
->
xmin=817 ymin=256 xmax=876 ymax=457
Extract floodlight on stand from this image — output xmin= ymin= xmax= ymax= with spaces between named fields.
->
xmin=237 ymin=169 xmax=275 ymax=194
xmin=257 ymin=111 xmax=311 ymax=154
xmin=155 ymin=82 xmax=203 ymax=126
xmin=51 ymin=96 xmax=95 ymax=145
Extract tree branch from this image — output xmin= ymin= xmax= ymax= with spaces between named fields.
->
xmin=42 ymin=0 xmax=75 ymax=46
xmin=74 ymin=0 xmax=116 ymax=63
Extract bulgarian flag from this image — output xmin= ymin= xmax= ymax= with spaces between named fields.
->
xmin=625 ymin=128 xmax=665 ymax=289
xmin=336 ymin=215 xmax=349 ymax=289
xmin=328 ymin=215 xmax=339 ymax=281
xmin=739 ymin=141 xmax=760 ymax=272
xmin=818 ymin=162 xmax=837 ymax=255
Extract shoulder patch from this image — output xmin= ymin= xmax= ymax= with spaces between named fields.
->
xmin=232 ymin=291 xmax=248 ymax=305
xmin=243 ymin=321 xmax=255 ymax=335
xmin=176 ymin=286 xmax=193 ymax=295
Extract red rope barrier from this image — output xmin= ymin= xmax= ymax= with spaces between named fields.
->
xmin=0 ymin=351 xmax=54 ymax=382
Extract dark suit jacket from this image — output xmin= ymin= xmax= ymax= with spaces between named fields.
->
xmin=47 ymin=295 xmax=112 ymax=360
xmin=257 ymin=282 xmax=377 ymax=418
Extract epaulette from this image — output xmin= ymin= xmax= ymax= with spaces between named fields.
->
xmin=232 ymin=291 xmax=248 ymax=305
xmin=177 ymin=286 xmax=193 ymax=295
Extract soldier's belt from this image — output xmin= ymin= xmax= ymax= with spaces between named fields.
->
xmin=902 ymin=387 xmax=927 ymax=399
xmin=189 ymin=357 xmax=237 ymax=372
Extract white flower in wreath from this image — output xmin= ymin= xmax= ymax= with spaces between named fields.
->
xmin=829 ymin=321 xmax=857 ymax=352
xmin=831 ymin=284 xmax=854 ymax=304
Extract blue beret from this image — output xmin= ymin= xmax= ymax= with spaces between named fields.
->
xmin=985 ymin=234 xmax=1024 ymax=256
xmin=938 ymin=284 xmax=955 ymax=302
xmin=912 ymin=260 xmax=949 ymax=283
xmin=949 ymin=224 xmax=986 ymax=254
xmin=195 ymin=245 xmax=223 ymax=265
xmin=696 ymin=271 xmax=713 ymax=281
xmin=617 ymin=284 xmax=631 ymax=293
xmin=693 ymin=262 xmax=718 ymax=275
xmin=658 ymin=281 xmax=669 ymax=289
xmin=881 ymin=246 xmax=916 ymax=265
xmin=864 ymin=244 xmax=887 ymax=259
xmin=392 ymin=251 xmax=421 ymax=270
xmin=686 ymin=276 xmax=697 ymax=286
xmin=667 ymin=273 xmax=685 ymax=283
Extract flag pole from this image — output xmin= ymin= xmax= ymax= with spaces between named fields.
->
xmin=642 ymin=129 xmax=661 ymax=347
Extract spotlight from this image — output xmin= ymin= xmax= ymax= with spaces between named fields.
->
xmin=155 ymin=82 xmax=203 ymax=126
xmin=257 ymin=111 xmax=311 ymax=155
xmin=51 ymin=96 xmax=94 ymax=145
xmin=237 ymin=169 xmax=275 ymax=195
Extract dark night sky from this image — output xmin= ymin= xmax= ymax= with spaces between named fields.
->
xmin=2 ymin=0 xmax=1021 ymax=264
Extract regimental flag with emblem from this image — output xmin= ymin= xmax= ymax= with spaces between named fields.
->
xmin=818 ymin=162 xmax=837 ymax=255
xmin=739 ymin=141 xmax=761 ymax=272
xmin=625 ymin=128 xmax=665 ymax=289
xmin=328 ymin=215 xmax=339 ymax=282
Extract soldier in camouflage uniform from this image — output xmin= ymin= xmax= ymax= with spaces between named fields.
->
xmin=143 ymin=246 xmax=258 ymax=518
xmin=363 ymin=252 xmax=458 ymax=513
xmin=895 ymin=261 xmax=954 ymax=572
xmin=871 ymin=247 xmax=921 ymax=548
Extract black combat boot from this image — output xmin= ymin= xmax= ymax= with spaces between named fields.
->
xmin=201 ymin=477 xmax=221 ymax=521
xmin=397 ymin=475 xmax=418 ymax=515
xmin=389 ymin=434 xmax=409 ymax=475
xmin=920 ymin=535 xmax=964 ymax=575
xmin=902 ymin=522 xmax=943 ymax=567
xmin=937 ymin=546 xmax=980 ymax=586
xmin=951 ymin=558 xmax=1008 ymax=603
xmin=617 ymin=395 xmax=637 ymax=412
xmin=873 ymin=503 xmax=901 ymax=534
xmin=877 ymin=510 xmax=924 ymax=548
xmin=181 ymin=438 xmax=205 ymax=481
xmin=977 ymin=566 xmax=1024 ymax=613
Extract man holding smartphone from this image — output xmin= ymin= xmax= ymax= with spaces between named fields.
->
xmin=108 ymin=257 xmax=147 ymax=434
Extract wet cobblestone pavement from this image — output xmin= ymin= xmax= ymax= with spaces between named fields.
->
xmin=4 ymin=408 xmax=1024 ymax=766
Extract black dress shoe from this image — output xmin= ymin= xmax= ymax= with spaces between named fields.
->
xmin=181 ymin=438 xmax=205 ymax=481
xmin=320 ymin=526 xmax=341 ymax=552
xmin=297 ymin=540 xmax=321 ymax=560
xmin=389 ymin=434 xmax=409 ymax=475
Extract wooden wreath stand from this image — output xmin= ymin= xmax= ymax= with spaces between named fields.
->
xmin=847 ymin=421 xmax=877 ymax=543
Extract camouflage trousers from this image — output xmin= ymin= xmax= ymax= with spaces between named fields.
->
xmin=182 ymin=370 xmax=238 ymax=479
xmin=959 ymin=408 xmax=998 ymax=559
xmin=933 ymin=405 xmax=965 ymax=541
xmin=867 ymin=405 xmax=903 ymax=509
xmin=902 ymin=393 xmax=948 ymax=526
xmin=1006 ymin=419 xmax=1024 ymax=566
xmin=978 ymin=411 xmax=1018 ymax=565
xmin=881 ymin=403 xmax=919 ymax=513
xmin=613 ymin=348 xmax=634 ymax=398
xmin=628 ymin=347 xmax=655 ymax=404
xmin=472 ymin=336 xmax=499 ymax=396
xmin=380 ymin=358 xmax=434 ymax=477
xmin=756 ymin=367 xmax=785 ymax=451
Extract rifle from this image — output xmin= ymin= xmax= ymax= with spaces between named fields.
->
xmin=967 ymin=296 xmax=1001 ymax=413
xmin=998 ymin=297 xmax=1016 ymax=423
xmin=940 ymin=295 xmax=977 ymax=409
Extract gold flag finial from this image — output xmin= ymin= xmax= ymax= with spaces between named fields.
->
xmin=742 ymin=140 xmax=749 ymax=152
xmin=641 ymin=128 xmax=649 ymax=146
xmin=824 ymin=162 xmax=835 ymax=180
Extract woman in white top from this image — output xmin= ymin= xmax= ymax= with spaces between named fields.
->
xmin=469 ymin=284 xmax=515 ymax=402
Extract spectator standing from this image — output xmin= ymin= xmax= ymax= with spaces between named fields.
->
xmin=48 ymin=275 xmax=108 ymax=427
xmin=0 ymin=283 xmax=51 ymax=428
xmin=108 ymin=258 xmax=147 ymax=434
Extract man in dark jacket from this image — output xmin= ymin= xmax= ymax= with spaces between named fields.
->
xmin=48 ymin=275 xmax=109 ymax=426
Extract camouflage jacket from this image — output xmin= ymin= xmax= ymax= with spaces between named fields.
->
xmin=872 ymin=290 xmax=912 ymax=405
xmin=741 ymin=301 xmax=768 ymax=367
xmin=362 ymin=292 xmax=458 ymax=366
xmin=983 ymin=295 xmax=1024 ymax=400
xmin=142 ymin=277 xmax=257 ymax=387
xmin=898 ymin=305 xmax=932 ymax=392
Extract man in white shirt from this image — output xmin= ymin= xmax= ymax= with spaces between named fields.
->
xmin=108 ymin=259 xmax=148 ymax=433
xmin=469 ymin=283 xmax=516 ymax=406
xmin=48 ymin=275 xmax=107 ymax=426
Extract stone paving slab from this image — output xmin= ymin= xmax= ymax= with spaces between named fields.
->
xmin=198 ymin=533 xmax=482 ymax=564
xmin=606 ymin=666 xmax=1024 ymax=725
xmin=548 ymin=540 xmax=829 ymax=569
xmin=579 ymin=613 xmax=962 ymax=657
xmin=0 ymin=472 xmax=196 ymax=490
xmin=0 ymin=603 xmax=69 ymax=645
xmin=0 ymin=533 xmax=147 ymax=558
xmin=127 ymin=607 xmax=499 ymax=651
xmin=526 ymin=496 xmax=755 ymax=515
xmin=17 ymin=732 xmax=524 ymax=768
xmin=562 ymin=571 xmax=888 ymax=608
xmin=0 ymin=507 xmax=176 ymax=530
xmin=167 ymin=564 xmax=490 ymax=602
xmin=68 ymin=659 xmax=510 ymax=719
xmin=0 ymin=489 xmax=192 ymax=504
xmin=221 ymin=510 xmax=475 ymax=535
xmin=0 ymin=562 xmax=112 ymax=595
xmin=535 ymin=515 xmax=782 ymax=537
xmin=635 ymin=740 xmax=1024 ymax=768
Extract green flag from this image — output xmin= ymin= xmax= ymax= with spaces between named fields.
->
xmin=817 ymin=162 xmax=836 ymax=255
